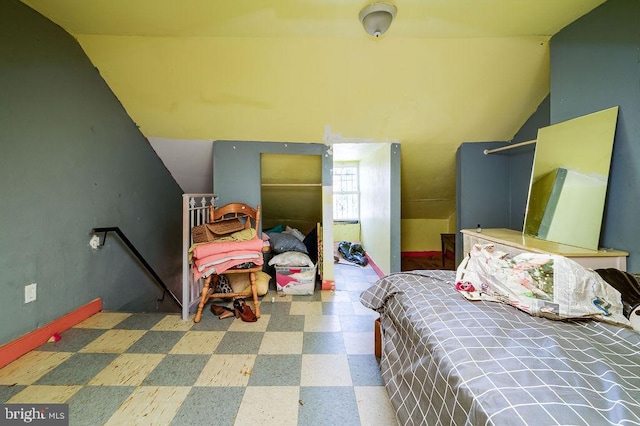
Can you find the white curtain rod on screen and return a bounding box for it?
[483,139,536,155]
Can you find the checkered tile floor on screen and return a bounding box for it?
[0,263,397,425]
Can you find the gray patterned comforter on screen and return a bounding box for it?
[360,270,640,426]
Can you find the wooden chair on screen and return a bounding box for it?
[193,203,263,323]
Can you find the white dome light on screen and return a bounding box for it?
[359,3,397,38]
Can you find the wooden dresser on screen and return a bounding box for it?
[461,228,628,271]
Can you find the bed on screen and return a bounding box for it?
[360,268,640,425]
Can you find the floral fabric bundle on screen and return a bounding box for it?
[455,244,630,327]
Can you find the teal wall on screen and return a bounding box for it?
[550,0,640,271]
[212,141,332,210]
[0,1,183,345]
[455,141,511,263]
[456,0,640,271]
[390,143,401,273]
[455,98,549,265]
[507,96,550,229]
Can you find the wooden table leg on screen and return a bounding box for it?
[194,275,212,323]
[249,272,260,318]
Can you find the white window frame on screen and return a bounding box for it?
[333,162,360,222]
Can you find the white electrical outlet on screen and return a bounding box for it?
[25,283,37,303]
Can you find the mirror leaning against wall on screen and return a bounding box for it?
[523,106,618,250]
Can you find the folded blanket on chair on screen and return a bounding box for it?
[193,251,264,281]
[190,236,263,261]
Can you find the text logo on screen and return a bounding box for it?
[1,404,68,425]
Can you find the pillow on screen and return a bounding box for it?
[264,224,285,234]
[455,244,630,327]
[227,271,270,296]
[268,232,308,254]
[268,251,314,267]
[283,226,305,241]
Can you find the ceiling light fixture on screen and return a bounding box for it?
[359,3,396,38]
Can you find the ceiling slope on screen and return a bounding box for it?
[20,0,606,219]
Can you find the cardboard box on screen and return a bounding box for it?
[275,265,316,295]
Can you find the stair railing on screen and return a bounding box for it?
[91,226,181,310]
[182,194,218,320]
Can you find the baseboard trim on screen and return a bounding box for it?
[365,254,385,278]
[321,279,335,291]
[401,251,441,258]
[0,298,102,368]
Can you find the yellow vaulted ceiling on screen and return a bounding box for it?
[20,0,606,219]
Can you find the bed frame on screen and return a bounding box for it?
[361,270,640,425]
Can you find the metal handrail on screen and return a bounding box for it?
[92,227,181,309]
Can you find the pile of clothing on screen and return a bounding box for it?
[337,241,368,266]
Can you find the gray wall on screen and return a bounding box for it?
[212,140,331,279]
[456,0,640,271]
[0,1,183,345]
[212,140,331,212]
[507,96,550,229]
[390,143,402,273]
[550,0,640,272]
[455,141,511,263]
[455,97,549,259]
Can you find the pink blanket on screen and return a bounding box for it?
[191,237,263,259]
[191,237,264,280]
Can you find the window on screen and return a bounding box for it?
[333,162,359,221]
